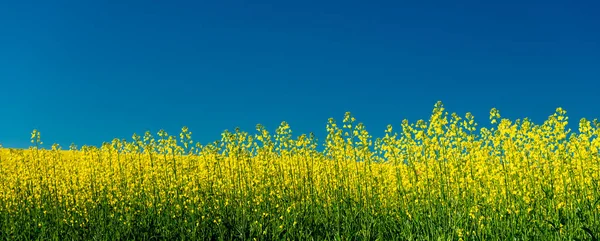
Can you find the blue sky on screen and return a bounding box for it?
[1,0,599,149]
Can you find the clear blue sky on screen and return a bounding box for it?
[1,0,599,149]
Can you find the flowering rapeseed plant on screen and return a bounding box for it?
[0,102,598,240]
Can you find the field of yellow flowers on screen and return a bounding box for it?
[0,102,599,240]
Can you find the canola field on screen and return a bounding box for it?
[0,102,599,240]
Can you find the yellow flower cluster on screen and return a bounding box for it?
[0,101,598,239]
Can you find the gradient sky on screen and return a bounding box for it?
[1,0,599,149]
